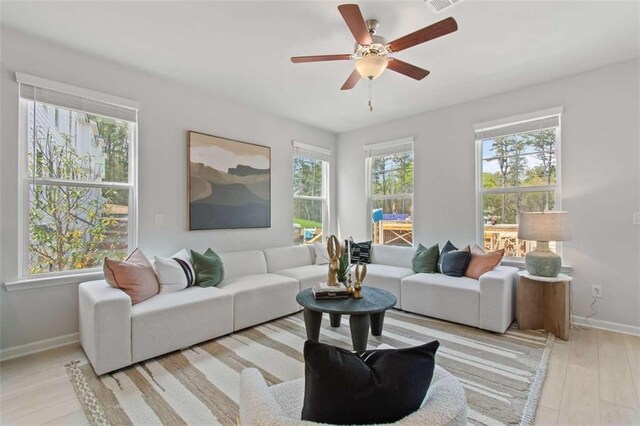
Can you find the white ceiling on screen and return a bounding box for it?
[2,1,639,133]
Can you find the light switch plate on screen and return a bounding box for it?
[154,213,163,226]
[634,212,640,225]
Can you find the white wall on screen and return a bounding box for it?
[0,28,337,351]
[338,60,640,330]
[1,29,638,354]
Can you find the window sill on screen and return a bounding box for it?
[4,270,104,292]
[501,258,573,275]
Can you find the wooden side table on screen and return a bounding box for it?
[517,271,573,340]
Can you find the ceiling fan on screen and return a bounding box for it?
[291,4,458,108]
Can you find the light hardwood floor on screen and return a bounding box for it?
[1,327,638,425]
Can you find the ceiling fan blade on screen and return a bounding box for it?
[387,17,458,53]
[387,59,430,80]
[341,70,361,90]
[338,4,373,46]
[291,54,353,63]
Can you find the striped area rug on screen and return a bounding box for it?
[66,310,552,426]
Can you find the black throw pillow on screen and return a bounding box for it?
[437,240,458,273]
[441,249,472,277]
[302,340,440,425]
[345,240,372,264]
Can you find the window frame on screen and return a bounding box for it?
[16,75,139,280]
[292,143,331,245]
[364,138,415,246]
[475,107,563,259]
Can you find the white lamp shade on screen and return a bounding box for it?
[518,212,571,241]
[355,55,388,79]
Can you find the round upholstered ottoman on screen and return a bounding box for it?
[239,365,467,425]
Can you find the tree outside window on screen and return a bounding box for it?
[369,150,414,246]
[24,100,134,275]
[293,155,327,244]
[480,126,559,257]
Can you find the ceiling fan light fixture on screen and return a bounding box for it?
[355,55,388,80]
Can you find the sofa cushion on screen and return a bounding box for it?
[401,273,480,328]
[363,264,414,309]
[131,286,233,363]
[466,245,504,279]
[440,247,471,278]
[312,243,330,265]
[153,256,189,293]
[347,240,372,264]
[437,241,458,273]
[218,273,300,330]
[103,248,159,304]
[263,246,313,272]
[412,243,439,273]
[275,264,327,290]
[370,244,414,269]
[218,250,268,279]
[301,340,440,425]
[191,249,225,287]
[172,248,197,287]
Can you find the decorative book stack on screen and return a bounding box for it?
[312,283,350,300]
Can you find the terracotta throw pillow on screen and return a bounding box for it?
[465,244,504,279]
[103,248,160,304]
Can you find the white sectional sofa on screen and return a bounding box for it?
[79,244,519,375]
[401,266,518,333]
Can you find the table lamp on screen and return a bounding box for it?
[517,212,571,277]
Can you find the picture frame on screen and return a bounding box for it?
[188,131,271,230]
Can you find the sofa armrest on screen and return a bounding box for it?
[478,266,519,333]
[79,280,132,375]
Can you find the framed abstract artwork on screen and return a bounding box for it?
[188,131,271,230]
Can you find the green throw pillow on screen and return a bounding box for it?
[412,243,439,273]
[191,248,224,287]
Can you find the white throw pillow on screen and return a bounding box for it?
[154,256,189,293]
[153,249,197,292]
[313,242,331,265]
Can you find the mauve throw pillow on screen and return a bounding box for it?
[103,248,159,304]
[440,246,471,278]
[465,244,504,279]
[302,340,440,425]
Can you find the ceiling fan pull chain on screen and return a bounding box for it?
[368,78,373,112]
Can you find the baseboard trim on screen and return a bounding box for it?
[1,316,637,361]
[572,315,640,336]
[0,332,79,362]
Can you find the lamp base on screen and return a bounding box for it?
[525,241,561,277]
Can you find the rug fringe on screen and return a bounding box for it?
[520,332,555,426]
[65,360,110,426]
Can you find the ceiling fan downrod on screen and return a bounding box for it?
[368,77,374,112]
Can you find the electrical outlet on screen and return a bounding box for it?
[592,284,603,298]
[154,213,163,226]
[634,212,640,225]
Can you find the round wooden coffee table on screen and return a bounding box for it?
[296,287,396,351]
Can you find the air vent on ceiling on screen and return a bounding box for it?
[425,0,465,14]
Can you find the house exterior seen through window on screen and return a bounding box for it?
[366,139,414,247]
[292,142,330,245]
[476,112,561,257]
[19,80,137,277]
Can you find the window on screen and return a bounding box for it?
[18,74,138,277]
[292,142,330,245]
[475,109,561,257]
[365,139,414,246]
